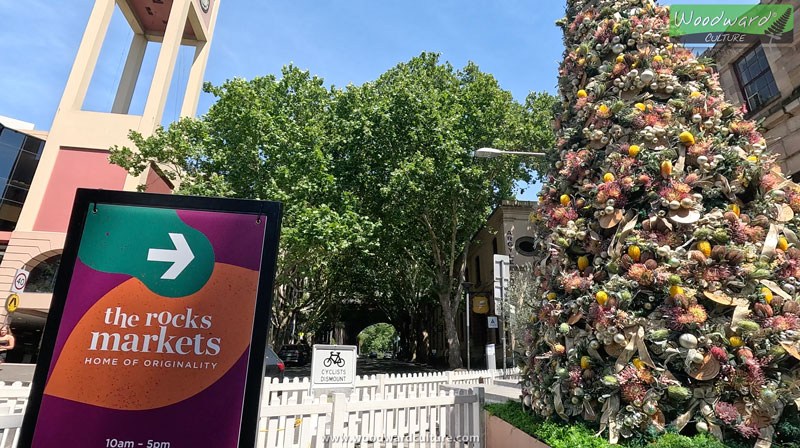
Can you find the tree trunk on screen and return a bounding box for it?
[439,290,463,369]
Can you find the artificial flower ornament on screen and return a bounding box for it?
[518,0,800,446]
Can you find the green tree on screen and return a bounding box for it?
[358,323,398,354]
[109,66,376,345]
[330,53,557,368]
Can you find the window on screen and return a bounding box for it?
[25,255,61,293]
[736,45,780,114]
[474,256,481,285]
[492,237,498,255]
[0,127,44,230]
[515,237,537,257]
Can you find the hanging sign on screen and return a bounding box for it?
[5,294,19,313]
[20,189,282,448]
[10,268,29,293]
[472,295,489,314]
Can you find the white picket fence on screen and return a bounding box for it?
[0,369,517,447]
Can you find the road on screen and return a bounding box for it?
[283,357,442,379]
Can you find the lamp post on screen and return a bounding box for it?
[472,147,546,158]
[462,281,472,370]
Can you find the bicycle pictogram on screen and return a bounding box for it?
[323,351,346,367]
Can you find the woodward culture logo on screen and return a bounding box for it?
[670,4,793,44]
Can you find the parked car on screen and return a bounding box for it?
[368,351,378,359]
[265,347,285,380]
[278,344,310,365]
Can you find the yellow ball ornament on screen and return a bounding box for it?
[634,103,646,112]
[779,236,789,251]
[560,194,571,206]
[679,131,695,146]
[578,256,590,271]
[729,336,744,348]
[653,55,663,63]
[581,356,592,369]
[670,285,684,297]
[697,241,711,257]
[628,145,641,157]
[628,245,641,262]
[577,90,587,98]
[604,173,615,182]
[596,291,608,306]
[761,287,773,304]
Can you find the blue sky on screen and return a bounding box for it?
[0,0,756,200]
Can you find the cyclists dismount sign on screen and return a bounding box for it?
[310,344,357,392]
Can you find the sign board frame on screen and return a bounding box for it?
[19,189,283,448]
[10,268,29,293]
[310,344,357,393]
[5,293,19,313]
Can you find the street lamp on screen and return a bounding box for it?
[472,147,546,158]
[462,281,473,370]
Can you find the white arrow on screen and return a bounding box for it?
[147,233,194,280]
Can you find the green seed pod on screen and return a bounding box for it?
[668,386,691,401]
[668,275,681,285]
[602,375,619,387]
[738,320,760,333]
[559,323,571,334]
[713,229,730,243]
[648,329,670,341]
[750,269,772,279]
[770,345,787,357]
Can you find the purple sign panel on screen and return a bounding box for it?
[21,190,282,448]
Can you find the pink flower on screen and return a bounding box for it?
[735,423,760,439]
[715,401,740,425]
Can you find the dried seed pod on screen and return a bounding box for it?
[640,251,654,263]
[621,254,634,269]
[711,245,727,261]
[752,215,770,227]
[723,211,739,223]
[644,259,658,270]
[772,296,784,309]
[675,294,689,308]
[754,302,774,318]
[740,214,751,224]
[787,247,800,259]
[738,348,754,359]
[642,219,652,232]
[688,250,707,264]
[725,249,744,265]
[785,301,800,314]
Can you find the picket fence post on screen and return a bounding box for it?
[329,393,347,448]
[476,387,486,448]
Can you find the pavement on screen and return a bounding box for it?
[284,357,443,379]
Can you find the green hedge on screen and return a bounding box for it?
[484,401,800,448]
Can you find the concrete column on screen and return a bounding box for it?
[180,1,221,118]
[139,0,191,131]
[59,0,116,112]
[111,33,148,114]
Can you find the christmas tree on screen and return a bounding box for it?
[519,0,800,445]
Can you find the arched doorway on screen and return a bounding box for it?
[357,323,398,358]
[25,253,62,293]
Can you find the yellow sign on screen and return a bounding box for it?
[473,296,489,314]
[5,293,19,313]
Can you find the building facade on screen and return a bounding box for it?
[0,0,220,363]
[455,200,538,368]
[703,0,800,177]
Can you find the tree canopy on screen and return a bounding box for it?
[110,53,556,364]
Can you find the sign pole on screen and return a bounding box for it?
[465,283,471,370]
[500,260,506,374]
[493,255,510,375]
